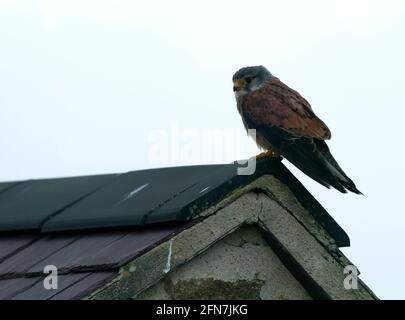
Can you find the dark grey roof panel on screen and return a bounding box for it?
[11,273,89,300]
[0,235,78,278]
[0,225,180,299]
[0,234,40,262]
[26,232,126,275]
[0,272,116,300]
[49,272,116,300]
[145,164,238,223]
[41,165,225,232]
[0,182,19,194]
[0,174,118,231]
[28,226,176,274]
[0,276,39,299]
[6,272,115,300]
[0,225,180,277]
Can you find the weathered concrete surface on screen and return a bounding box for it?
[87,175,377,300]
[257,181,377,299]
[137,226,311,300]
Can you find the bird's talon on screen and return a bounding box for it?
[256,150,280,160]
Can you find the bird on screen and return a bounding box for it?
[232,65,362,194]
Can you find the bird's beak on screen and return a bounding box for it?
[233,79,246,92]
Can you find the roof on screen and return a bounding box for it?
[0,159,352,299]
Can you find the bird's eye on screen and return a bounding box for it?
[245,77,253,84]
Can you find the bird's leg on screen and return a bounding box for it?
[256,149,280,159]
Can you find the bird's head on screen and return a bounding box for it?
[232,65,273,99]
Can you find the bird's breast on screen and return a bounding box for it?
[237,98,276,152]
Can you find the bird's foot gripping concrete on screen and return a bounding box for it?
[256,149,280,160]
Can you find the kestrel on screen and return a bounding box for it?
[233,65,361,194]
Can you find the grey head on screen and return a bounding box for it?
[232,65,273,99]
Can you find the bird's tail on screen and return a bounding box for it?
[281,139,362,195]
[314,140,362,194]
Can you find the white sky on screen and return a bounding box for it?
[0,0,404,299]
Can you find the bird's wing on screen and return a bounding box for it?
[241,77,331,140]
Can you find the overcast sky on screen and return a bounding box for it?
[1,0,404,299]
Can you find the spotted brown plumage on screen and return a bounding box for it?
[242,77,331,140]
[233,65,362,194]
